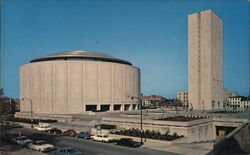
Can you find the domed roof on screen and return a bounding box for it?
[30,50,132,65]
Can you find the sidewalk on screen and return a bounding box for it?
[109,134,213,155]
[143,142,213,155]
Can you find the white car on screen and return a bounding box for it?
[34,126,52,131]
[92,134,115,142]
[27,140,54,152]
[11,136,33,146]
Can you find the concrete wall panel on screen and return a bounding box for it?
[124,65,132,103]
[85,61,98,103]
[41,62,53,113]
[68,62,83,112]
[30,63,41,113]
[99,63,112,103]
[188,13,200,109]
[20,65,30,112]
[200,11,212,110]
[113,64,123,103]
[19,66,24,111]
[54,62,68,113]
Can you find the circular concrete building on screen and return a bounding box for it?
[20,50,140,114]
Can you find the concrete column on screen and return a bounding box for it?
[97,104,101,111]
[110,104,114,111]
[129,104,133,111]
[135,104,138,110]
[120,104,124,111]
[83,104,86,112]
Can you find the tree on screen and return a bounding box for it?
[0,88,3,97]
[174,99,179,116]
[0,90,14,140]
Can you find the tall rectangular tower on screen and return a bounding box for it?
[188,9,223,110]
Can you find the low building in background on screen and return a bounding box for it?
[176,89,244,109]
[223,89,238,106]
[0,96,20,114]
[177,90,189,107]
[141,95,166,108]
[228,96,250,109]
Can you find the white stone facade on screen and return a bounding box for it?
[20,52,140,114]
[188,10,224,110]
[228,96,250,109]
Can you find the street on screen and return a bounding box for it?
[5,128,180,155]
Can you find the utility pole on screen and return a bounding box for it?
[131,96,143,145]
[21,98,33,128]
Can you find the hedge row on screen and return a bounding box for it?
[113,128,184,141]
[157,116,203,122]
[95,124,117,129]
[7,117,57,124]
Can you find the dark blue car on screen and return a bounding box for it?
[76,131,91,139]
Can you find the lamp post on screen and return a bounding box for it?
[21,98,33,128]
[131,96,143,145]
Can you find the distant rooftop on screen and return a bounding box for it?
[228,96,249,101]
[30,50,132,65]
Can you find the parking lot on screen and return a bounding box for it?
[2,127,178,155]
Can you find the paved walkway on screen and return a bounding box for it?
[143,141,213,155]
[109,133,213,155]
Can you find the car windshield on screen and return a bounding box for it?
[19,137,27,140]
[122,138,132,141]
[35,141,47,145]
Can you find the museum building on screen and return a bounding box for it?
[20,50,140,114]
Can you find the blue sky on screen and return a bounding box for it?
[1,0,249,98]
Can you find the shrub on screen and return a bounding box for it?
[157,116,203,122]
[7,117,57,124]
[95,124,117,129]
[114,128,183,141]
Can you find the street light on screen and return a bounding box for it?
[21,98,33,128]
[131,96,143,145]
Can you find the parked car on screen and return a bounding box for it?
[91,134,116,142]
[115,138,141,147]
[48,128,62,134]
[53,147,83,155]
[8,122,23,128]
[11,136,33,146]
[34,123,52,132]
[63,129,77,137]
[27,140,54,152]
[76,131,91,139]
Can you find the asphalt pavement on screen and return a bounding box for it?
[5,128,181,155]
